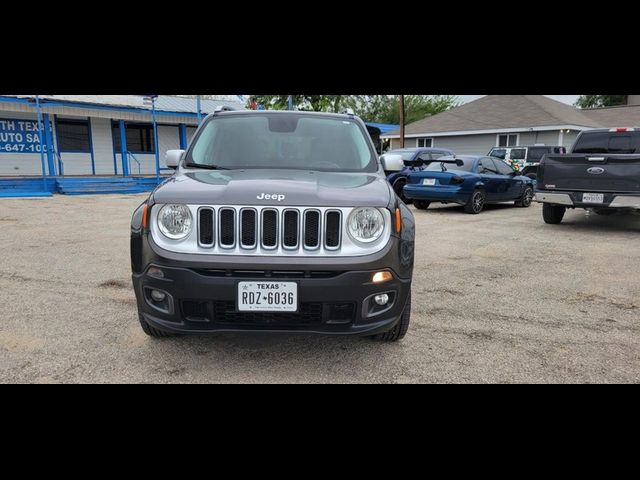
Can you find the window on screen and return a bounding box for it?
[56,118,91,152]
[527,147,549,161]
[187,114,376,172]
[510,148,526,160]
[573,131,640,154]
[498,134,518,147]
[479,157,498,173]
[494,159,515,175]
[416,138,433,148]
[112,122,156,154]
[426,158,474,172]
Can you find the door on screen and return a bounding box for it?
[478,157,507,201]
[493,157,524,199]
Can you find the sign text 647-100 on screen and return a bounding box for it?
[0,119,48,154]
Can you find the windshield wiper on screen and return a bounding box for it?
[187,163,230,170]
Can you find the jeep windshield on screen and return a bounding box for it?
[186,113,377,173]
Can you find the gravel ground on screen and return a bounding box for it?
[1,194,639,383]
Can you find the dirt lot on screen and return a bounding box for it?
[1,194,639,383]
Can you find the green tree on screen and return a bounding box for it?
[248,95,345,112]
[575,95,627,109]
[248,95,459,124]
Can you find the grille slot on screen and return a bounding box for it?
[198,208,214,246]
[325,211,341,249]
[304,210,321,249]
[240,209,257,248]
[219,208,236,247]
[283,210,299,249]
[261,209,278,249]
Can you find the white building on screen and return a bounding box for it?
[0,95,245,177]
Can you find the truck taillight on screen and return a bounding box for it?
[611,127,633,132]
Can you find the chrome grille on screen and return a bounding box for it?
[203,206,340,253]
[152,205,392,257]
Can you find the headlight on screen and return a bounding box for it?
[157,204,193,240]
[347,207,385,243]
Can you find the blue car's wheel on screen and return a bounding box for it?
[393,178,412,204]
[413,200,430,210]
[515,186,534,208]
[464,190,485,214]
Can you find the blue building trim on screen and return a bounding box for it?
[119,120,129,176]
[179,124,188,150]
[87,117,96,175]
[0,95,208,119]
[42,114,56,176]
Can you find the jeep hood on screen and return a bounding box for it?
[151,169,392,207]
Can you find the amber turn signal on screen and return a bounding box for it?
[142,203,150,229]
[372,271,393,283]
[395,207,402,234]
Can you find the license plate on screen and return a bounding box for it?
[237,281,298,312]
[422,178,436,186]
[582,193,604,204]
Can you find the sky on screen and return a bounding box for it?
[459,95,579,105]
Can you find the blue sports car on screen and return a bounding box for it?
[382,147,455,203]
[403,155,535,214]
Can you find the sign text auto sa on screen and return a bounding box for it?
[0,118,48,154]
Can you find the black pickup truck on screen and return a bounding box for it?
[535,128,640,224]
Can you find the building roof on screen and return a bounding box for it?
[383,95,601,138]
[580,104,640,128]
[7,95,246,114]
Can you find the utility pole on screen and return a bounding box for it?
[288,95,293,111]
[196,95,202,125]
[399,95,405,148]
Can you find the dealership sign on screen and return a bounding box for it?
[0,118,48,154]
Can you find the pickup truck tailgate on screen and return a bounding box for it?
[539,154,640,193]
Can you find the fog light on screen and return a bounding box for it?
[374,294,389,306]
[151,289,166,302]
[147,267,164,279]
[372,271,392,283]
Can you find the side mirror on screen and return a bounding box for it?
[380,153,404,172]
[165,149,185,169]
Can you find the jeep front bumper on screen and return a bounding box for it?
[132,235,413,335]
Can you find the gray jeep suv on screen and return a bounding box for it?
[130,110,415,341]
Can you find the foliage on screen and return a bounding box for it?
[246,95,459,125]
[575,95,627,109]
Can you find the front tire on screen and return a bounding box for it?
[464,189,486,214]
[515,186,534,207]
[138,312,176,338]
[542,204,566,224]
[413,200,430,210]
[375,293,411,342]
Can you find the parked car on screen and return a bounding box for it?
[130,109,416,342]
[381,147,455,203]
[403,155,535,214]
[488,145,566,179]
[535,128,640,224]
